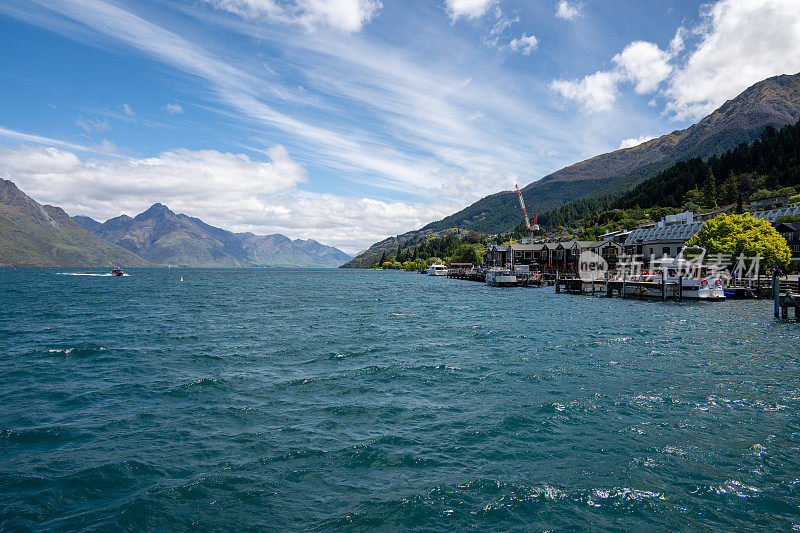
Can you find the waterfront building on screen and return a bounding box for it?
[775,222,800,272]
[484,244,512,267]
[625,221,704,258]
[750,193,794,210]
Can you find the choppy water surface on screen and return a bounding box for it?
[1,268,799,531]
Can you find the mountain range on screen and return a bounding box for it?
[0,180,351,268]
[0,178,149,267]
[343,72,800,268]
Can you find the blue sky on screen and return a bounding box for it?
[1,0,799,252]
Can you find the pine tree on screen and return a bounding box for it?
[701,167,717,209]
[736,192,743,214]
[378,250,387,267]
[721,171,739,206]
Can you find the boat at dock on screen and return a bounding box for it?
[486,267,517,287]
[621,257,724,300]
[426,263,448,276]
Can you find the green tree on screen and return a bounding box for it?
[683,186,703,209]
[701,167,717,209]
[378,250,387,267]
[736,192,743,214]
[449,244,482,265]
[721,171,739,206]
[685,213,791,270]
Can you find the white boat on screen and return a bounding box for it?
[486,267,517,287]
[622,256,725,300]
[426,263,449,276]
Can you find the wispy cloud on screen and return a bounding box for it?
[0,125,92,152]
[122,103,135,116]
[205,0,382,32]
[75,116,111,132]
[0,0,656,247]
[162,103,184,114]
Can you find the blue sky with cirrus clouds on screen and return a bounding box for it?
[1,0,799,253]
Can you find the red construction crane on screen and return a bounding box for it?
[515,184,540,234]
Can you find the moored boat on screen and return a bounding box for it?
[426,263,448,276]
[622,256,724,299]
[486,267,517,287]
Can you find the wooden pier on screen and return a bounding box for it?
[447,268,485,282]
[446,268,546,287]
[556,274,685,300]
[555,277,606,295]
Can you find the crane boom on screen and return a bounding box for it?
[515,184,531,231]
[515,184,539,233]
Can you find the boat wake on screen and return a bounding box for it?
[56,273,129,276]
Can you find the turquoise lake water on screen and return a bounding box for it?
[1,267,799,531]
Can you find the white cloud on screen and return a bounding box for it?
[507,33,539,55]
[551,0,800,120]
[0,125,92,153]
[555,0,582,21]
[552,40,672,111]
[206,0,382,32]
[0,143,453,253]
[612,41,672,94]
[75,116,111,132]
[550,71,620,112]
[666,0,800,121]
[0,0,621,247]
[123,103,135,116]
[618,134,656,149]
[446,0,494,21]
[162,103,184,114]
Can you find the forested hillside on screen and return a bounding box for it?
[533,120,800,233]
[344,72,800,268]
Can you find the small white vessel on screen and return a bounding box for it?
[623,256,725,300]
[486,267,517,287]
[426,263,449,276]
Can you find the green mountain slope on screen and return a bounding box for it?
[0,179,150,267]
[343,72,800,268]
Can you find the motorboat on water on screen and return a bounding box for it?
[485,267,517,287]
[111,268,124,276]
[426,263,449,276]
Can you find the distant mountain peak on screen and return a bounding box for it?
[72,215,101,231]
[0,178,150,267]
[135,202,173,220]
[77,204,351,267]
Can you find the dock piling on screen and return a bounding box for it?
[774,272,780,318]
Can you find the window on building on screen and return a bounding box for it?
[662,246,671,256]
